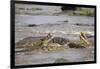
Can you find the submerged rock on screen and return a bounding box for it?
[27,24,38,27]
[63,20,68,22]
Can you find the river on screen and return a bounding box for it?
[15,4,95,66]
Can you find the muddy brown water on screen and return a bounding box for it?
[15,36,94,66]
[15,47,94,65]
[15,4,95,65]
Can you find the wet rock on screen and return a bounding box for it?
[27,24,38,27]
[63,20,68,22]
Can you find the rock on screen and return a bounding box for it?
[63,20,68,22]
[27,24,38,27]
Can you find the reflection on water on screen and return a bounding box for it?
[15,4,95,65]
